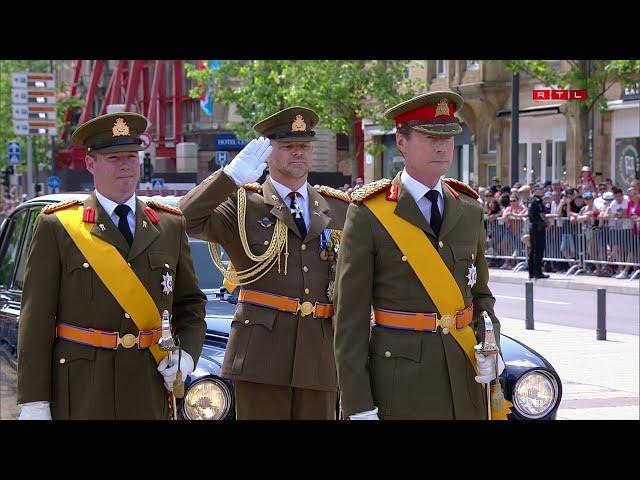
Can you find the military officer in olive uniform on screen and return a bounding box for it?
[528,183,550,279]
[178,107,349,419]
[334,91,505,420]
[17,112,207,420]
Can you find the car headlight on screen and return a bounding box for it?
[512,370,559,419]
[183,378,232,420]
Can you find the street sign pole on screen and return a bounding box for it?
[27,135,34,199]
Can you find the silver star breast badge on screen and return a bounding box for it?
[161,272,173,295]
[466,264,477,288]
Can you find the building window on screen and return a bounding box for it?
[436,60,445,78]
[615,137,640,189]
[554,141,567,181]
[336,133,349,151]
[383,135,405,179]
[518,143,528,184]
[193,98,200,124]
[487,125,496,153]
[467,60,479,70]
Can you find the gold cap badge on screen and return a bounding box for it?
[435,99,450,117]
[291,114,307,132]
[112,118,130,137]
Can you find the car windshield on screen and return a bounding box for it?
[188,238,229,290]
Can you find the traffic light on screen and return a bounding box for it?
[142,153,153,183]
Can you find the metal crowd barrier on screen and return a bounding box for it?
[484,215,640,279]
[484,216,529,272]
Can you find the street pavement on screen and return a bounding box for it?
[499,316,639,420]
[0,354,19,420]
[489,267,639,296]
[489,281,639,335]
[491,269,638,420]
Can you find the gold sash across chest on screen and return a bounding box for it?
[54,206,165,363]
[366,194,478,370]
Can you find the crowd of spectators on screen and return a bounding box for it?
[476,166,640,279]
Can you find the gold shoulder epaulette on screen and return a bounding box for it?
[241,182,263,193]
[147,199,183,216]
[316,185,350,203]
[41,199,81,214]
[443,178,479,200]
[350,178,392,203]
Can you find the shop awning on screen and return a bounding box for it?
[497,104,564,118]
[606,99,640,111]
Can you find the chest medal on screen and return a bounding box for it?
[466,264,477,288]
[162,271,173,295]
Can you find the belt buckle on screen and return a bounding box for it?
[297,301,316,317]
[435,314,455,335]
[116,332,140,349]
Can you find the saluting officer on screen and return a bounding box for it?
[17,112,207,420]
[178,107,349,419]
[334,91,506,420]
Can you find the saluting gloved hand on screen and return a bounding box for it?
[474,350,506,384]
[349,406,379,420]
[19,401,52,420]
[223,137,272,186]
[157,350,195,391]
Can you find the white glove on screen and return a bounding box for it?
[223,137,272,186]
[157,350,195,391]
[474,350,506,384]
[349,406,379,420]
[19,401,52,420]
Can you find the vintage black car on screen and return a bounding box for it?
[0,194,562,420]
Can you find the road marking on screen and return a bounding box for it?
[494,294,571,305]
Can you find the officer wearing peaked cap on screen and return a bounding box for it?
[334,91,508,420]
[179,106,349,420]
[17,112,206,419]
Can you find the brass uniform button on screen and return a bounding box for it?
[384,351,391,358]
[301,244,307,251]
[83,262,89,268]
[244,320,250,325]
[164,263,170,269]
[303,266,308,272]
[401,255,407,262]
[304,288,310,294]
[124,313,131,319]
[264,240,269,246]
[59,358,66,364]
[438,241,444,248]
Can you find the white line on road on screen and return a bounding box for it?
[494,294,571,305]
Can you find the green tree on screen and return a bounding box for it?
[502,60,640,167]
[186,60,425,178]
[1,60,84,173]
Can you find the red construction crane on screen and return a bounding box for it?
[58,60,187,170]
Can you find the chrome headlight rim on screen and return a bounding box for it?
[182,376,233,420]
[512,369,559,419]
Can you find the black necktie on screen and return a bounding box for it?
[114,204,134,247]
[287,192,307,238]
[425,190,442,237]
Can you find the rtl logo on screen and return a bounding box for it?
[533,89,588,100]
